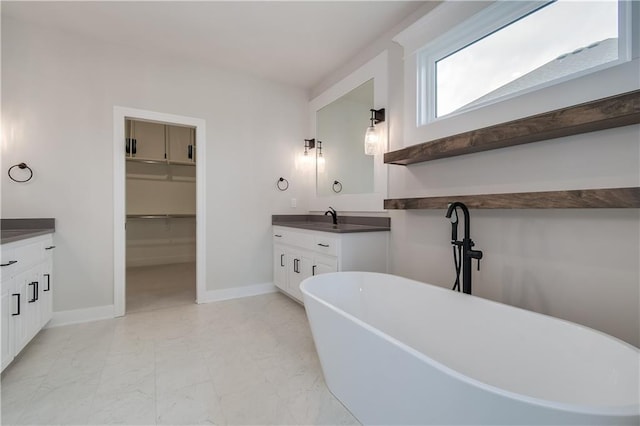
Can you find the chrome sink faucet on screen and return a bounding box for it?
[325,207,338,225]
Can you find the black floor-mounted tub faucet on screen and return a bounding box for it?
[446,202,483,295]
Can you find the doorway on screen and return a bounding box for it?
[113,107,206,317]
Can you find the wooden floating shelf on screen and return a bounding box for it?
[384,90,640,165]
[384,187,640,210]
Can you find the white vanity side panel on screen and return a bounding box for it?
[340,232,389,273]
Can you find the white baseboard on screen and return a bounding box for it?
[198,282,277,304]
[45,284,276,327]
[46,304,115,328]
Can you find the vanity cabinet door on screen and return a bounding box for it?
[313,255,338,276]
[273,244,287,292]
[23,268,42,346]
[168,125,195,164]
[12,271,31,355]
[40,256,53,328]
[287,250,313,302]
[131,120,166,161]
[1,284,14,371]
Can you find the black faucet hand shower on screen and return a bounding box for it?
[325,207,338,225]
[445,202,483,295]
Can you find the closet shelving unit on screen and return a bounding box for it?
[383,89,640,209]
[126,119,196,218]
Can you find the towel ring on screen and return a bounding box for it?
[276,177,289,191]
[332,180,342,193]
[8,163,33,183]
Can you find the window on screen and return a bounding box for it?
[418,0,631,124]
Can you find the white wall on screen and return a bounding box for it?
[1,17,309,313]
[312,10,640,346]
[388,3,640,347]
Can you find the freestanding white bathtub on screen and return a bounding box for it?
[301,272,640,425]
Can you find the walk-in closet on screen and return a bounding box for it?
[125,118,196,313]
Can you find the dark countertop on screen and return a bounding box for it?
[272,214,390,234]
[1,218,55,244]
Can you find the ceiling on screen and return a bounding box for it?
[2,1,428,90]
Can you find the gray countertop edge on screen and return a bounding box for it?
[273,222,390,233]
[273,214,389,226]
[273,214,390,233]
[1,229,55,244]
[1,218,56,244]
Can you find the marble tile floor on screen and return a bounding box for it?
[0,292,359,425]
[126,262,197,314]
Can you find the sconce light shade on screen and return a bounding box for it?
[364,126,379,155]
[364,108,385,156]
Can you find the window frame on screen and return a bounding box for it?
[416,0,633,126]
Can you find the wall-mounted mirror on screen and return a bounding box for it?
[316,79,374,197]
[309,51,387,212]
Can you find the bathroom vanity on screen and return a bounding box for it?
[1,219,55,372]
[272,215,389,303]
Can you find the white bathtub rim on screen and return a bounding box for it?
[300,272,640,418]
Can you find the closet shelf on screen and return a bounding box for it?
[127,214,196,219]
[384,90,640,165]
[384,187,640,210]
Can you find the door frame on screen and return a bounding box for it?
[113,106,207,317]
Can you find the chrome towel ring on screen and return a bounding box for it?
[8,163,33,183]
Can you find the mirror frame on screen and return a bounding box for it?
[309,51,388,212]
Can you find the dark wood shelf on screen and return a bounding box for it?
[384,187,640,210]
[384,90,640,165]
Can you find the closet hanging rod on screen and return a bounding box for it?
[126,214,196,219]
[125,158,195,166]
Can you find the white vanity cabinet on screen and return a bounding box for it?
[272,225,387,303]
[1,234,55,372]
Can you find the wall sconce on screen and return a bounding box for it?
[364,108,385,155]
[304,138,316,156]
[296,138,315,171]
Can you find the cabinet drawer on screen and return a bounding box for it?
[273,227,315,249]
[314,235,338,256]
[1,247,16,276]
[2,235,53,276]
[14,241,44,271]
